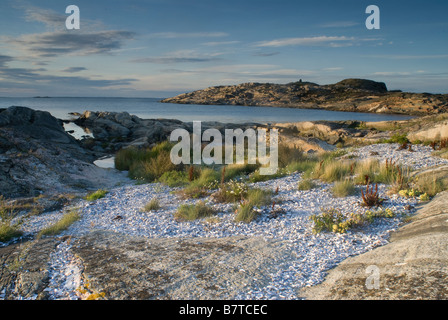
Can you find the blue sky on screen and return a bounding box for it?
[0,0,447,97]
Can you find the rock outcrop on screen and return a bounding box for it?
[162,79,448,116]
[0,107,129,199]
[299,190,448,300]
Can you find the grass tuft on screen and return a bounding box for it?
[175,201,216,221]
[37,209,81,238]
[142,198,161,212]
[332,180,356,198]
[85,189,108,201]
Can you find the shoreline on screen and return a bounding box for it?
[1,106,448,300]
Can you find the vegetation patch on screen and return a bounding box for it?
[310,207,397,234]
[234,201,259,223]
[331,180,357,198]
[115,141,182,182]
[37,209,81,238]
[298,179,317,191]
[142,198,161,212]
[175,201,216,221]
[85,189,108,201]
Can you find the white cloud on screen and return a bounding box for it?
[254,36,355,47]
[201,41,241,46]
[319,21,359,28]
[147,32,229,39]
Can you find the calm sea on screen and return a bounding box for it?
[0,97,413,123]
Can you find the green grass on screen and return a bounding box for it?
[414,174,448,197]
[234,201,258,223]
[142,198,161,212]
[223,163,260,181]
[314,159,353,183]
[298,179,317,191]
[175,201,216,221]
[246,188,273,207]
[85,189,108,201]
[115,141,181,182]
[177,167,222,199]
[331,180,357,198]
[310,207,397,234]
[381,133,409,144]
[37,209,81,238]
[286,159,319,175]
[157,170,190,187]
[248,167,288,183]
[0,222,22,243]
[277,144,304,168]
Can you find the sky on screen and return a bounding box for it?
[0,0,447,97]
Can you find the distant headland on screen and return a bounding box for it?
[162,78,448,116]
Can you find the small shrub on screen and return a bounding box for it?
[419,193,430,202]
[193,168,221,188]
[353,159,380,184]
[177,168,221,199]
[310,208,345,234]
[175,201,216,221]
[0,222,23,243]
[360,183,383,207]
[310,207,397,234]
[248,167,288,182]
[85,189,108,201]
[224,163,260,181]
[142,199,161,212]
[286,159,318,175]
[298,179,317,191]
[384,133,409,144]
[177,185,210,199]
[128,151,177,181]
[332,180,356,198]
[277,144,303,168]
[116,141,181,182]
[318,160,353,183]
[414,175,448,197]
[212,180,249,203]
[246,188,273,207]
[235,201,258,223]
[398,188,421,198]
[158,170,189,187]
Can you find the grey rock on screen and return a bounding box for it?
[71,231,291,300]
[299,191,448,300]
[0,107,130,199]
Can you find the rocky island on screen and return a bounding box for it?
[162,78,448,116]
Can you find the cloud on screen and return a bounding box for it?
[5,4,135,58]
[254,36,356,47]
[147,32,229,39]
[319,21,360,28]
[23,7,66,30]
[322,67,343,71]
[201,41,241,46]
[252,52,281,57]
[155,64,316,80]
[0,54,136,88]
[62,67,87,73]
[130,50,224,64]
[10,30,136,57]
[0,55,14,66]
[365,54,448,60]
